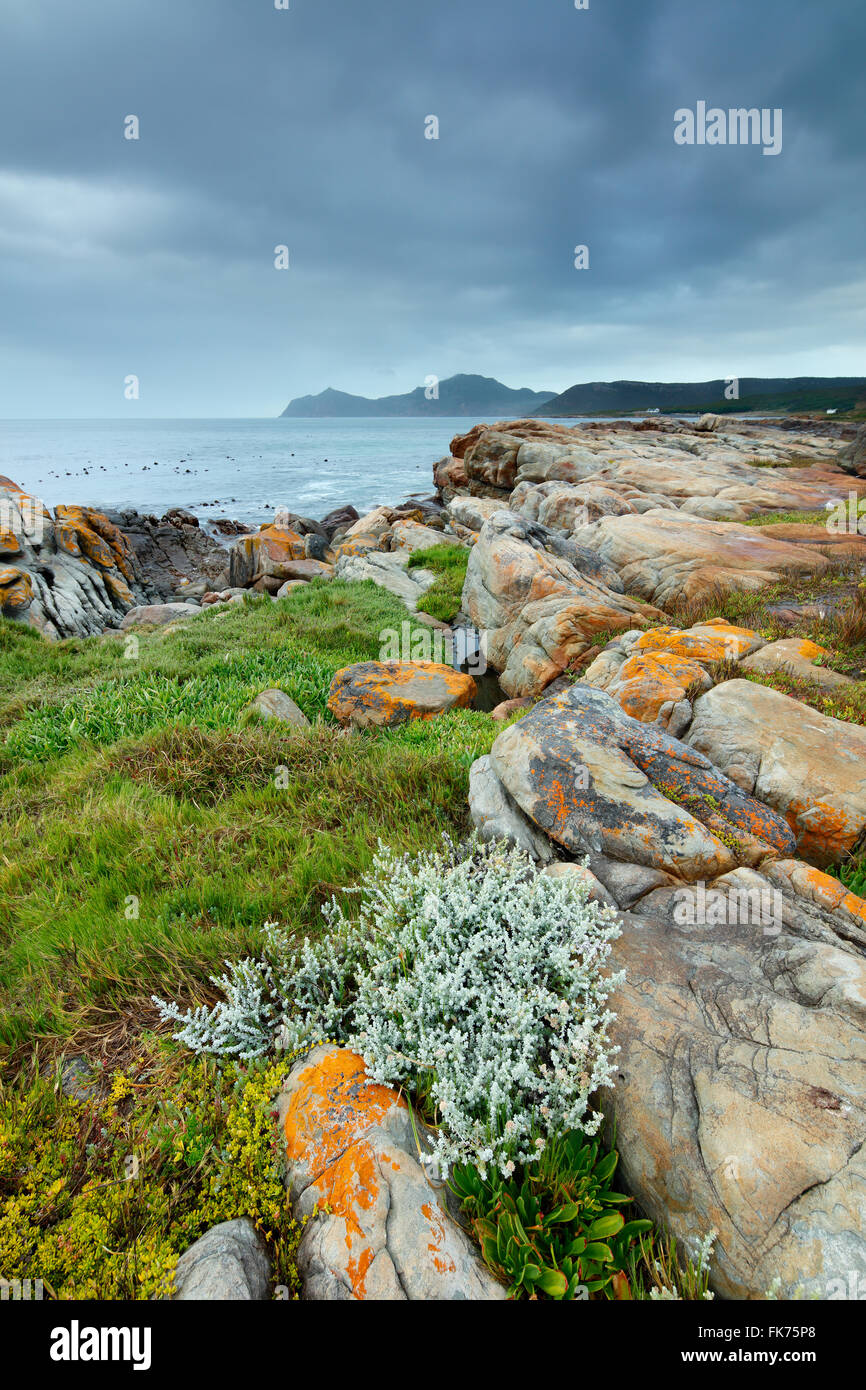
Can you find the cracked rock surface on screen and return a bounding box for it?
[606,898,866,1299]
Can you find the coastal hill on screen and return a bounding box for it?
[281,374,866,419]
[279,373,554,418]
[534,376,866,417]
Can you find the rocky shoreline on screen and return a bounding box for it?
[2,413,865,1300]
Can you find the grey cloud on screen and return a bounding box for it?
[0,0,863,415]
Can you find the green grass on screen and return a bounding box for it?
[0,581,499,1049]
[838,853,866,898]
[746,508,829,527]
[407,542,469,621]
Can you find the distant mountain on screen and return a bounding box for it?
[533,377,866,417]
[280,374,555,418]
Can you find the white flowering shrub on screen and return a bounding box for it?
[154,837,623,1174]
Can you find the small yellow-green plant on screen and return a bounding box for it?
[0,1045,303,1299]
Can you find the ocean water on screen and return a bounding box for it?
[0,415,606,528]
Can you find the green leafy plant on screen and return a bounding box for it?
[450,1130,652,1299]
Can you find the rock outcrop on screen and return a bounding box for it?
[0,478,154,639]
[837,423,866,478]
[101,506,236,597]
[578,511,831,607]
[606,891,866,1300]
[473,670,866,1300]
[487,683,796,880]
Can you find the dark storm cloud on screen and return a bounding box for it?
[0,0,863,415]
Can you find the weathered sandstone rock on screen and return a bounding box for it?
[228,524,306,588]
[579,510,831,607]
[389,519,447,553]
[489,683,796,879]
[740,637,853,690]
[446,495,505,532]
[686,679,866,866]
[278,1046,505,1300]
[584,621,767,731]
[327,660,475,729]
[0,479,155,638]
[837,423,866,478]
[433,455,468,501]
[606,890,866,1299]
[462,512,662,697]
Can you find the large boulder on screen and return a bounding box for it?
[228,524,306,588]
[488,683,796,880]
[686,679,866,865]
[327,660,476,729]
[277,1046,505,1301]
[462,512,663,697]
[606,874,866,1299]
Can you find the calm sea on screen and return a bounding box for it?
[0,416,624,528]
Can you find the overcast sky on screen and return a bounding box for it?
[0,0,863,417]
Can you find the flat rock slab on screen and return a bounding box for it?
[687,679,866,866]
[581,509,831,607]
[246,688,310,727]
[334,550,436,611]
[328,660,475,729]
[489,683,795,880]
[277,1046,505,1301]
[171,1218,271,1300]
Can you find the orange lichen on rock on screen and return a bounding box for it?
[283,1049,400,1176]
[328,660,476,729]
[0,528,21,557]
[279,1046,503,1301]
[615,649,711,722]
[634,622,761,663]
[0,566,34,611]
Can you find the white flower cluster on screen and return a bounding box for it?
[155,837,624,1174]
